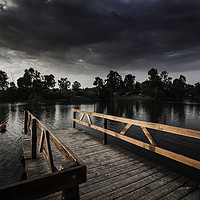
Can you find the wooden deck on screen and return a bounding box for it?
[22,127,200,200]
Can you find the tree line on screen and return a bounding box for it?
[0,67,200,101]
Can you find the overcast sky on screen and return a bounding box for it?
[0,0,200,87]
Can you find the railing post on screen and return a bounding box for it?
[62,186,80,200]
[45,130,55,173]
[61,163,81,200]
[24,111,28,134]
[72,111,76,128]
[31,118,37,159]
[103,118,107,145]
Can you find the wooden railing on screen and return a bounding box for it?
[0,111,86,200]
[24,111,86,173]
[72,109,200,171]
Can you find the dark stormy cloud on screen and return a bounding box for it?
[0,0,200,87]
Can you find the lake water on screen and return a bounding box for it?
[0,98,200,187]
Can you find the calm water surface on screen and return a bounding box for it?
[0,99,200,186]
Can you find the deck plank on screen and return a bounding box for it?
[159,180,199,200]
[116,170,180,200]
[181,188,200,200]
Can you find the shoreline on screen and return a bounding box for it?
[0,95,200,103]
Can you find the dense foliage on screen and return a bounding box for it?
[0,68,200,101]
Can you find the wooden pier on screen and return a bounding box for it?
[51,128,200,200]
[1,110,200,199]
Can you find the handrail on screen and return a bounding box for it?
[0,111,86,200]
[25,111,85,171]
[72,109,200,170]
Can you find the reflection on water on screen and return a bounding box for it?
[0,99,200,186]
[97,99,200,130]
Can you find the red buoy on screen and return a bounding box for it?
[0,124,6,131]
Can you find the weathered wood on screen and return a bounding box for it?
[103,118,107,145]
[81,166,163,200]
[62,186,80,200]
[120,123,132,135]
[27,113,32,130]
[45,130,55,173]
[159,180,199,200]
[31,118,37,159]
[36,119,44,130]
[72,109,200,139]
[79,113,85,121]
[26,111,85,167]
[86,114,92,125]
[72,111,76,128]
[61,163,80,200]
[0,165,86,200]
[18,111,200,200]
[48,129,200,199]
[24,111,28,134]
[60,161,79,170]
[181,188,200,200]
[81,162,160,195]
[141,126,158,146]
[39,129,45,152]
[48,132,76,162]
[115,171,180,200]
[18,112,87,199]
[72,116,200,170]
[86,158,142,177]
[138,176,190,200]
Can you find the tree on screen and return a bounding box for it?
[141,80,151,96]
[9,81,17,90]
[0,70,9,90]
[23,68,33,88]
[194,82,200,97]
[93,77,104,97]
[93,77,103,89]
[72,81,81,91]
[124,74,135,92]
[42,74,56,89]
[172,75,187,98]
[135,81,141,94]
[105,70,123,94]
[17,77,25,88]
[160,71,172,85]
[58,78,71,90]
[160,71,172,97]
[146,68,162,97]
[148,68,160,82]
[17,68,42,88]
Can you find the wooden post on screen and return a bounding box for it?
[103,118,107,145]
[61,162,81,200]
[31,118,37,159]
[45,130,55,173]
[62,185,80,200]
[72,111,76,128]
[24,111,28,134]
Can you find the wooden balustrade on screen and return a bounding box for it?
[0,111,86,200]
[25,111,86,170]
[72,109,200,170]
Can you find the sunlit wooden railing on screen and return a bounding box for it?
[0,111,86,200]
[72,109,200,170]
[25,111,85,172]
